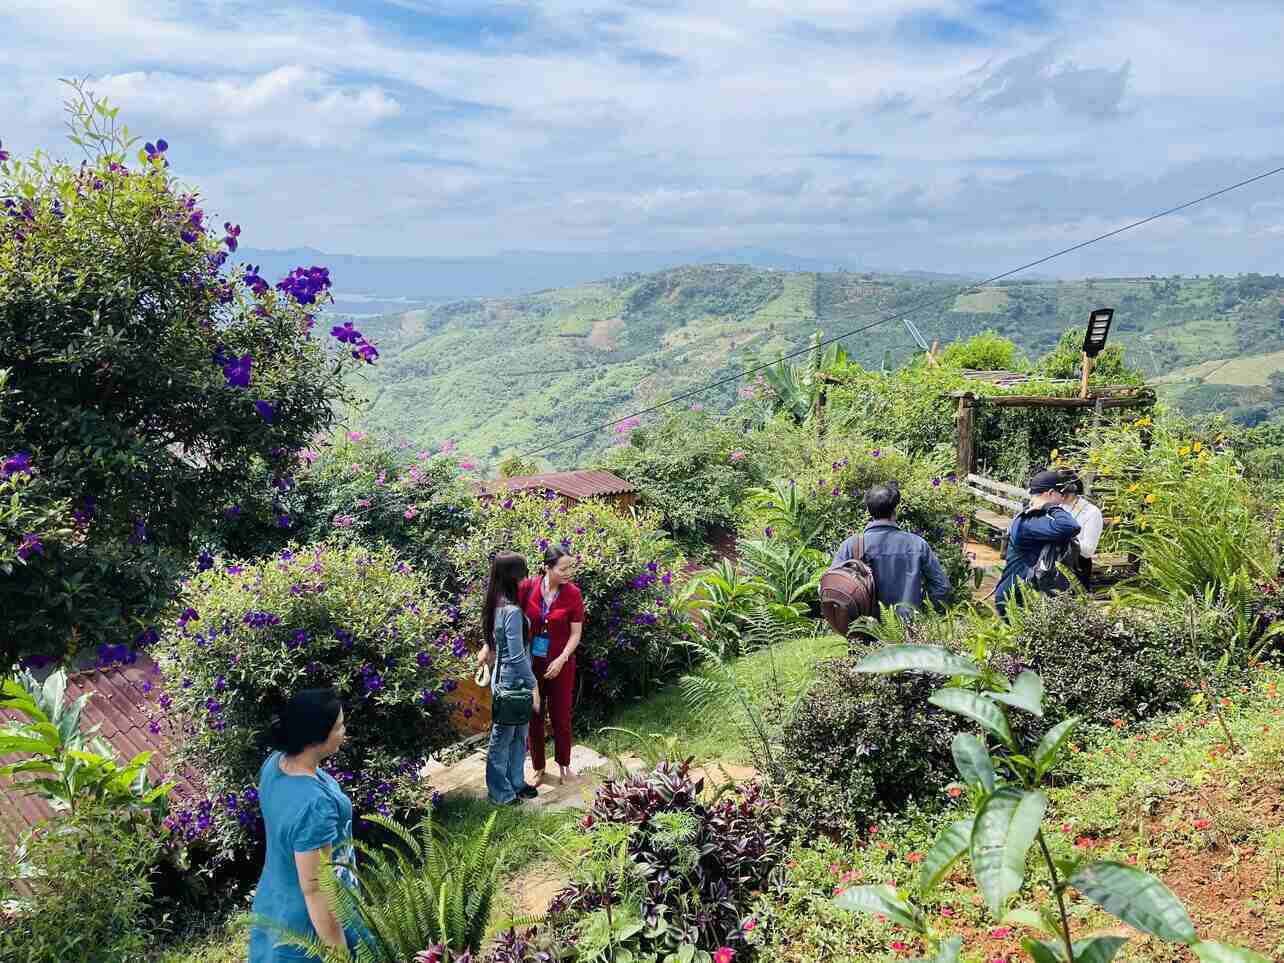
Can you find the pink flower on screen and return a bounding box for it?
[940,907,955,918]
[713,949,735,963]
[349,463,363,473]
[404,506,418,520]
[729,450,745,462]
[742,918,758,933]
[459,460,476,470]
[690,402,704,412]
[298,448,320,464]
[890,943,910,954]
[614,416,641,434]
[375,470,387,486]
[356,499,371,508]
[1193,818,1211,830]
[347,430,366,443]
[439,439,457,453]
[989,928,1012,939]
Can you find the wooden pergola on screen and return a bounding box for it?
[952,374,1156,477]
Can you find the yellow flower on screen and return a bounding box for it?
[1144,493,1156,505]
[1179,446,1191,456]
[1050,449,1060,460]
[1101,465,1112,476]
[1088,451,1099,464]
[1134,416,1152,428]
[1126,483,1140,493]
[1193,441,1202,452]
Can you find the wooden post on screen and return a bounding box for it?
[1079,351,1093,399]
[926,339,941,368]
[957,395,976,476]
[815,386,827,439]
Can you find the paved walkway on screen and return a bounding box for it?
[422,743,646,810]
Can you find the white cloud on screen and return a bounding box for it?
[0,0,1279,274]
[88,67,401,148]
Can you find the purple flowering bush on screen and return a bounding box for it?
[154,542,469,857]
[450,493,689,716]
[0,86,370,667]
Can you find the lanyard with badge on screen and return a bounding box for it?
[531,577,558,658]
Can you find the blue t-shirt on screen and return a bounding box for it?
[248,752,357,962]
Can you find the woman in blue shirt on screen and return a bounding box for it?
[249,688,359,962]
[479,551,541,805]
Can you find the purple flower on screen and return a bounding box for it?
[136,626,159,647]
[364,673,384,694]
[196,549,214,572]
[223,504,242,521]
[277,266,331,306]
[330,321,363,344]
[129,518,148,544]
[764,526,774,538]
[177,607,199,628]
[16,532,43,560]
[287,629,310,649]
[352,342,379,364]
[227,564,243,575]
[148,719,161,735]
[214,675,226,692]
[254,400,276,422]
[872,448,882,458]
[0,140,8,163]
[662,571,672,587]
[223,353,252,389]
[243,610,280,629]
[205,698,222,714]
[2,451,32,479]
[243,266,268,296]
[276,513,291,529]
[223,222,241,251]
[932,477,942,488]
[417,651,433,667]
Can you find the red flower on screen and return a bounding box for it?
[989,927,1012,939]
[906,852,924,863]
[1075,836,1096,849]
[743,918,758,933]
[713,949,735,963]
[890,942,910,953]
[1193,818,1212,830]
[947,786,963,798]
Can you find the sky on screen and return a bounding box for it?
[1,0,1282,276]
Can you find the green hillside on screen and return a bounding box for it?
[351,266,1284,467]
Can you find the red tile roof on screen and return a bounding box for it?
[0,654,201,845]
[473,469,637,501]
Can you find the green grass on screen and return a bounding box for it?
[1155,345,1284,387]
[156,913,250,963]
[585,632,846,766]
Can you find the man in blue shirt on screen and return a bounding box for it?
[833,482,951,617]
[994,469,1082,618]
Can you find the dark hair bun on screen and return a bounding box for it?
[270,689,342,756]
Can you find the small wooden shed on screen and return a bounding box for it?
[473,469,638,513]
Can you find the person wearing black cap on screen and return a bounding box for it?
[994,469,1082,617]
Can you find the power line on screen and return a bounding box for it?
[520,164,1284,459]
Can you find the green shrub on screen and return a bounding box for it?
[450,493,688,716]
[1036,324,1145,384]
[774,656,960,836]
[155,542,468,858]
[213,432,477,594]
[938,330,1019,371]
[997,592,1234,735]
[0,805,163,962]
[598,407,766,553]
[0,86,365,667]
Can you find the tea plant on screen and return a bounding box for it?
[832,644,1269,963]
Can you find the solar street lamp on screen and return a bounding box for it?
[1079,307,1114,398]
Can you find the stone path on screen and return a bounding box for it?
[422,743,644,810]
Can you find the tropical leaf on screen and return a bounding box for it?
[970,788,1047,916]
[832,884,925,934]
[1067,861,1196,944]
[1190,941,1271,963]
[1033,717,1081,777]
[853,645,982,678]
[951,733,997,793]
[920,818,973,894]
[987,671,1044,717]
[1021,939,1062,963]
[930,689,1014,746]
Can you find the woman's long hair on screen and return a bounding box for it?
[482,551,529,647]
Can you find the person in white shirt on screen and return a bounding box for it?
[1061,471,1104,587]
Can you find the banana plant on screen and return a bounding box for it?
[831,644,1269,963]
[761,336,851,425]
[0,670,173,817]
[675,560,770,658]
[745,480,823,545]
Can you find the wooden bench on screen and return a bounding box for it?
[962,474,1026,553]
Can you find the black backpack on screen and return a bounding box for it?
[1010,510,1080,594]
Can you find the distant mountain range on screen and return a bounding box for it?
[238,246,976,307]
[342,264,1284,468]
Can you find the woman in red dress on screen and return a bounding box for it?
[520,545,584,785]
